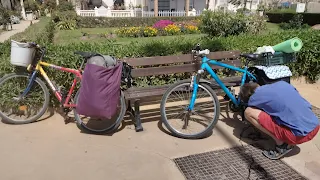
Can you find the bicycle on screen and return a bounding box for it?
[160,44,259,139]
[0,42,126,134]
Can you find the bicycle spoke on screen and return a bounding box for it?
[162,82,219,138]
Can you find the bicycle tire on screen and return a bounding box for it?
[73,90,126,134]
[0,73,50,124]
[160,79,220,139]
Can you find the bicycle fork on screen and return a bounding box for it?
[180,73,201,129]
[188,73,201,111]
[13,71,37,101]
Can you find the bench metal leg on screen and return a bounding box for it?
[134,100,143,132]
[126,100,143,132]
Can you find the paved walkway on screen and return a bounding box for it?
[0,78,319,180]
[0,20,39,42]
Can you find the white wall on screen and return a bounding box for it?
[146,0,206,11]
[102,0,114,8]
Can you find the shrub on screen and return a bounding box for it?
[199,10,267,37]
[266,12,320,26]
[56,1,74,12]
[0,6,11,30]
[77,16,200,28]
[24,0,41,11]
[52,10,79,30]
[153,20,174,29]
[279,14,310,30]
[43,0,57,12]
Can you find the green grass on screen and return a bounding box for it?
[54,28,205,45]
[266,23,280,32]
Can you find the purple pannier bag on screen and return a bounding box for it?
[76,62,123,119]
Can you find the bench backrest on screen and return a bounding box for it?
[122,51,241,78]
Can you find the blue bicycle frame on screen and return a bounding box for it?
[188,56,257,110]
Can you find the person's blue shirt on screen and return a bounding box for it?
[248,81,319,136]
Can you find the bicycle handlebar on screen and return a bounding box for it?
[192,43,210,56]
[28,42,46,60]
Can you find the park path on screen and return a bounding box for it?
[0,78,319,180]
[0,20,39,42]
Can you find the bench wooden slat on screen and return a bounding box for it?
[123,51,241,67]
[131,59,241,77]
[125,76,242,100]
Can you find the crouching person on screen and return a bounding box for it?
[239,81,320,160]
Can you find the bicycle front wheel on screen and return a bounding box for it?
[0,73,50,124]
[160,79,220,139]
[73,90,126,134]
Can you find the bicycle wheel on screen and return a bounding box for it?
[160,79,220,139]
[0,73,50,124]
[73,90,126,134]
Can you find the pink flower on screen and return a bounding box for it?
[153,20,174,29]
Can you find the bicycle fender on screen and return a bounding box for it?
[199,78,212,85]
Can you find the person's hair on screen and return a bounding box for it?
[239,82,260,103]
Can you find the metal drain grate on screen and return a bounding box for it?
[173,144,307,180]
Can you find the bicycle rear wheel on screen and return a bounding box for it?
[160,79,220,139]
[73,90,126,134]
[0,73,50,124]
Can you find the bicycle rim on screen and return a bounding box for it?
[0,73,50,124]
[73,90,126,134]
[160,80,220,139]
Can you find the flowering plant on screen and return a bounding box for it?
[143,27,158,37]
[153,20,174,29]
[164,24,181,35]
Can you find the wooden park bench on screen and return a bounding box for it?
[121,50,242,132]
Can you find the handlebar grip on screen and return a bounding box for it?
[198,49,210,55]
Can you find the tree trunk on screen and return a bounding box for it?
[1,0,13,10]
[56,0,59,6]
[185,0,189,16]
[20,0,26,20]
[154,0,158,17]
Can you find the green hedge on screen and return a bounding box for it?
[77,16,200,28]
[7,17,55,45]
[1,27,320,107]
[0,17,55,77]
[1,29,320,84]
[266,12,320,25]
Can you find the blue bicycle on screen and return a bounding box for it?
[160,44,259,139]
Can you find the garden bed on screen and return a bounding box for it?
[53,28,205,45]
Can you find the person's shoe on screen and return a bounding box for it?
[262,143,295,160]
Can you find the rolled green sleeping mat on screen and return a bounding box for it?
[272,37,303,53]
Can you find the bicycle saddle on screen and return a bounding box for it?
[240,53,260,60]
[74,51,98,59]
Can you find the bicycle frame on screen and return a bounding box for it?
[23,61,82,108]
[189,56,256,110]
